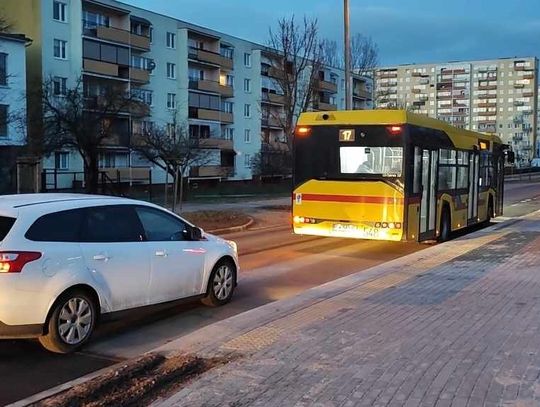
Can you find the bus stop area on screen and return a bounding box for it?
[27,207,540,407]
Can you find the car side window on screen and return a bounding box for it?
[25,209,84,242]
[82,205,144,243]
[135,206,188,242]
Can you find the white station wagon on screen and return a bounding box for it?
[0,194,239,353]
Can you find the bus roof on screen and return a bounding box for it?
[297,110,503,148]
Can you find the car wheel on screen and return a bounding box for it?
[202,259,236,307]
[438,207,451,242]
[39,290,97,354]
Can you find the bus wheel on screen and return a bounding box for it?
[439,207,451,242]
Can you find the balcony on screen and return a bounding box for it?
[193,137,234,150]
[478,84,497,90]
[514,83,525,89]
[189,107,233,123]
[82,22,150,51]
[262,116,283,128]
[262,91,286,105]
[523,91,534,97]
[130,68,149,84]
[379,82,398,88]
[314,101,337,111]
[190,165,233,178]
[411,88,422,94]
[83,58,121,78]
[188,47,233,69]
[316,80,338,93]
[514,101,525,106]
[189,79,234,97]
[353,88,371,99]
[478,102,497,108]
[522,74,534,80]
[378,71,397,79]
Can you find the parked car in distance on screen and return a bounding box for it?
[0,194,239,353]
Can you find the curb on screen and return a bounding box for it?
[10,213,534,407]
[205,216,254,235]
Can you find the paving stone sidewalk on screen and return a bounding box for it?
[154,211,540,407]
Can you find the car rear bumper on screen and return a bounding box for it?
[0,321,43,339]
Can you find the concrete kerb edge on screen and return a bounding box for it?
[10,213,533,407]
[206,217,254,235]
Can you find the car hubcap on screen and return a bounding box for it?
[58,297,93,345]
[213,265,233,301]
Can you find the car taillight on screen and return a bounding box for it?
[0,252,42,273]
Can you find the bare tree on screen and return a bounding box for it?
[0,14,11,33]
[132,116,213,210]
[32,77,144,193]
[267,16,324,153]
[319,38,340,68]
[320,33,379,73]
[350,33,379,73]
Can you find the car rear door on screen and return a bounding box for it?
[134,206,206,303]
[79,205,151,311]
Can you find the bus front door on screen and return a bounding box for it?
[468,151,479,223]
[419,149,438,240]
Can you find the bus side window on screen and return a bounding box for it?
[413,147,422,194]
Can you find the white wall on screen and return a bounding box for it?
[0,37,27,146]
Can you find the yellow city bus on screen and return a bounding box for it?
[292,110,509,242]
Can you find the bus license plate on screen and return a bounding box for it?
[333,223,379,238]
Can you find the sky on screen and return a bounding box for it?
[124,0,540,66]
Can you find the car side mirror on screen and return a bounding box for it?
[189,226,203,241]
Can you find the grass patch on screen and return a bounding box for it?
[182,210,251,231]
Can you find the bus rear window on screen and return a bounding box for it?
[340,146,403,177]
[0,216,16,241]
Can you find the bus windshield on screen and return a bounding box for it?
[293,125,405,187]
[340,146,403,177]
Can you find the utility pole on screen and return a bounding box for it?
[344,0,352,110]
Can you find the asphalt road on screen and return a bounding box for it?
[1,181,540,406]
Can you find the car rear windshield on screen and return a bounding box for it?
[0,216,16,241]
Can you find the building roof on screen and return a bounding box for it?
[0,32,32,45]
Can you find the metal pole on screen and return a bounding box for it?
[344,0,352,110]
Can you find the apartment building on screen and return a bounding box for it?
[375,57,538,167]
[2,0,373,189]
[0,32,30,192]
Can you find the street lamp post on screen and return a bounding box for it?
[344,0,352,110]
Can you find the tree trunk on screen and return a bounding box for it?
[84,156,99,194]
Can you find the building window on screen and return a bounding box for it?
[0,53,6,86]
[132,88,153,105]
[244,153,251,168]
[0,105,7,137]
[244,53,251,67]
[53,1,67,22]
[53,39,67,59]
[244,104,251,118]
[83,11,109,28]
[244,129,251,143]
[166,32,176,49]
[223,127,234,140]
[244,78,251,93]
[53,76,67,96]
[222,101,233,113]
[54,152,69,170]
[166,63,176,79]
[167,93,176,109]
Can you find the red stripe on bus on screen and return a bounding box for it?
[301,194,404,205]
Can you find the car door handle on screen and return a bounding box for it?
[155,250,167,257]
[93,254,109,261]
